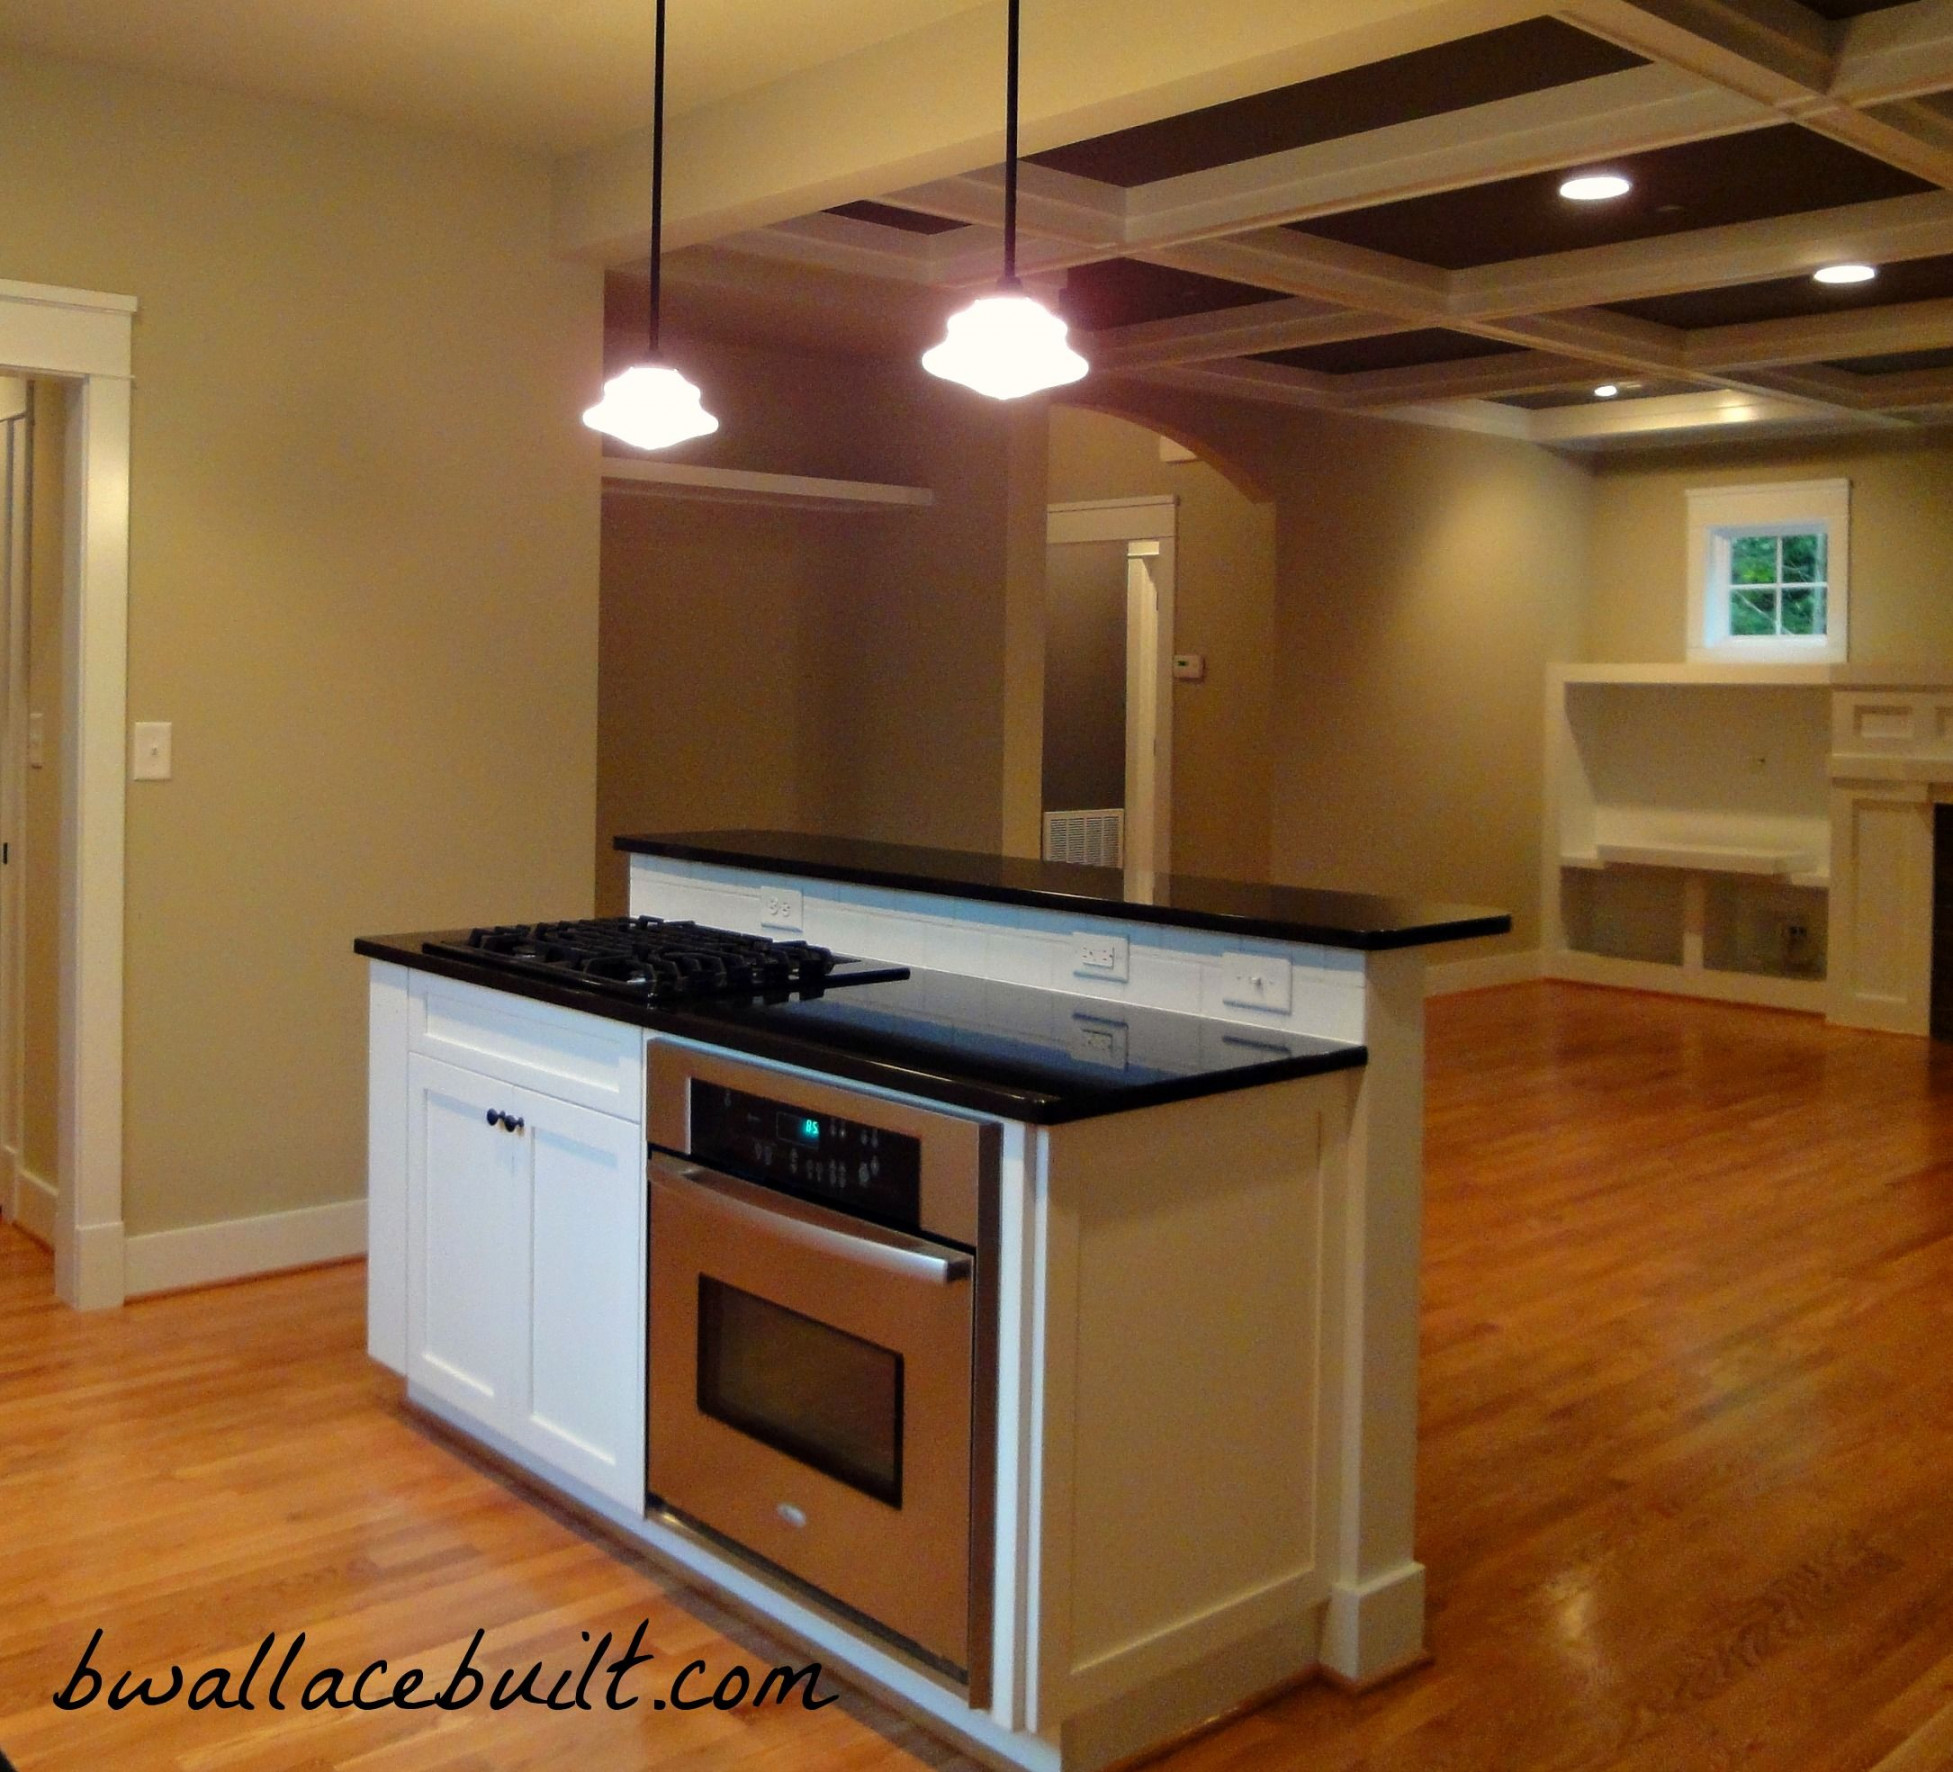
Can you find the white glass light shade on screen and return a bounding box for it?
[1813,263,1877,285]
[921,291,1088,400]
[1558,172,1631,201]
[582,364,719,450]
[1594,383,1620,398]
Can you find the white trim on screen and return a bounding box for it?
[0,278,134,1310]
[123,1199,366,1298]
[1046,495,1176,545]
[1687,478,1850,666]
[599,457,933,510]
[1424,948,1543,997]
[1547,947,1828,1014]
[13,1160,55,1245]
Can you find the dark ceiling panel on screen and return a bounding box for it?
[823,200,966,235]
[1496,378,1701,409]
[1607,253,1953,329]
[1059,258,1286,332]
[1255,328,1525,375]
[1824,345,1953,374]
[1797,0,1913,16]
[1290,125,1932,270]
[1026,19,1643,189]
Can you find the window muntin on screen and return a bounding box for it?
[1719,526,1828,641]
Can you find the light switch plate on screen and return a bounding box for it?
[26,711,43,769]
[759,884,803,931]
[1072,930,1129,982]
[1172,653,1207,681]
[1221,951,1292,1012]
[132,721,172,781]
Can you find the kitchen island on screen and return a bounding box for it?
[359,832,1506,1772]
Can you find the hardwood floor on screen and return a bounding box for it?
[3,981,1951,1771]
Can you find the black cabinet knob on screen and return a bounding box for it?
[485,1109,499,1127]
[507,1116,525,1135]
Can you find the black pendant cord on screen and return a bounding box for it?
[1001,0,1020,290]
[647,0,666,360]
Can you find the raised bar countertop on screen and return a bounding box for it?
[354,931,1365,1124]
[616,829,1511,950]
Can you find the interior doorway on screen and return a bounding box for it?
[1041,496,1175,878]
[0,279,135,1310]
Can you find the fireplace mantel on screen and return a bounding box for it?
[1828,671,1953,1035]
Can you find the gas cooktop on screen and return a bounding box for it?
[422,917,908,1005]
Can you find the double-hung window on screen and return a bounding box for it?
[1687,479,1849,664]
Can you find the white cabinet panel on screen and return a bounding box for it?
[518,1087,646,1508]
[408,1055,528,1426]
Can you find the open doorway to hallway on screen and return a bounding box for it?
[0,378,63,1251]
[1041,405,1276,884]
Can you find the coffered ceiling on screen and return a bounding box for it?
[681,0,1953,448]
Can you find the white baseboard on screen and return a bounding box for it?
[13,1162,56,1246]
[1425,948,1543,998]
[1320,1561,1426,1685]
[123,1198,366,1298]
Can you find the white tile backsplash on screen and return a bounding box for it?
[631,856,1381,1044]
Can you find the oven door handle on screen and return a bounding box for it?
[651,1156,973,1285]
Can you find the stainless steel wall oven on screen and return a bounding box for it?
[646,1045,998,1696]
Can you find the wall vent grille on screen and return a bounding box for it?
[1042,808,1124,868]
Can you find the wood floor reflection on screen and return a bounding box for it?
[2,980,1950,1770]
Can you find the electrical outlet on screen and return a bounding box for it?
[132,721,172,781]
[26,711,43,769]
[1172,653,1207,682]
[1071,931,1129,981]
[1067,1015,1129,1068]
[759,885,803,931]
[1221,951,1292,1012]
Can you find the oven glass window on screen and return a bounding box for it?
[696,1278,904,1506]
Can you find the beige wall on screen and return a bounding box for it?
[1044,405,1277,882]
[22,381,64,1188]
[0,50,602,1236]
[596,327,1016,908]
[1586,432,1953,666]
[1034,384,1592,953]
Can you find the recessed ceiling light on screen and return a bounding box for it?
[1813,262,1877,285]
[1594,384,1620,399]
[1559,172,1632,202]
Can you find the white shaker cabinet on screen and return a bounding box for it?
[376,969,648,1512]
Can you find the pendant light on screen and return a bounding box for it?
[583,0,719,450]
[921,0,1087,400]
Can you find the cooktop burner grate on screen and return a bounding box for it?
[422,916,907,1004]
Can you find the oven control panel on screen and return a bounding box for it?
[687,1081,922,1227]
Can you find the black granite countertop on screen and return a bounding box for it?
[355,931,1365,1124]
[614,830,1510,951]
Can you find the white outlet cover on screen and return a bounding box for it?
[1071,931,1130,981]
[1220,951,1292,1012]
[759,884,803,931]
[1067,1014,1130,1068]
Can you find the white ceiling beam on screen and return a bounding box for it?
[1119,64,1771,244]
[1140,228,1449,321]
[553,0,1541,260]
[1470,304,1689,370]
[1524,383,1887,441]
[1556,0,1831,107]
[1082,298,1411,370]
[1685,295,1953,368]
[1452,189,1953,315]
[1559,0,1953,186]
[1330,348,1621,406]
[1137,356,1343,410]
[876,164,1129,249]
[1832,1,1953,107]
[1852,363,1953,407]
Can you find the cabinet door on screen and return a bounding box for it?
[407,1054,530,1431]
[511,1083,647,1509]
